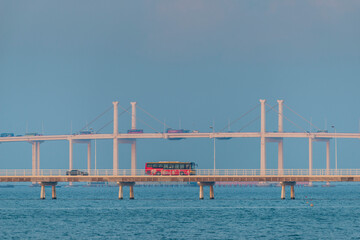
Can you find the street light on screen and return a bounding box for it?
[210,125,216,172]
[331,126,338,170]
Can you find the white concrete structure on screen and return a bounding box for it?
[69,139,73,170]
[113,101,119,175]
[260,99,266,174]
[130,102,137,175]
[277,100,284,174]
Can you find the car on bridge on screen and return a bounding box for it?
[66,170,89,176]
[317,130,328,133]
[127,129,143,134]
[166,128,190,133]
[216,131,233,140]
[0,133,14,137]
[79,130,93,135]
[25,133,42,136]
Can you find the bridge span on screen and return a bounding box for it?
[1,99,360,200]
[1,99,360,181]
[1,169,360,200]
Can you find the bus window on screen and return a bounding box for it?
[180,164,185,169]
[175,164,180,169]
[158,164,164,168]
[153,164,158,168]
[185,164,190,169]
[163,164,168,169]
[147,164,153,168]
[191,163,195,169]
[168,164,173,169]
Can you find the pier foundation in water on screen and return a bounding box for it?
[198,182,215,200]
[118,182,135,200]
[280,181,296,200]
[40,182,57,199]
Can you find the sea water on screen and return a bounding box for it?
[1,183,360,239]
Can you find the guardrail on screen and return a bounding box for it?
[1,169,360,177]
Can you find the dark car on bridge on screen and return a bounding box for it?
[0,133,14,137]
[127,129,143,134]
[66,170,89,176]
[166,128,190,133]
[79,130,93,135]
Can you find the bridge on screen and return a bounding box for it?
[1,100,360,200]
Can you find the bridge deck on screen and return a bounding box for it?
[0,175,359,183]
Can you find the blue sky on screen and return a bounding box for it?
[0,0,360,170]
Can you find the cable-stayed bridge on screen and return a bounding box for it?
[1,99,360,200]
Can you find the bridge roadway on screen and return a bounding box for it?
[0,132,360,143]
[0,175,359,183]
[1,170,360,200]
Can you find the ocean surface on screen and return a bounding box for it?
[1,183,360,239]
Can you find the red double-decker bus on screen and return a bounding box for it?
[145,161,196,175]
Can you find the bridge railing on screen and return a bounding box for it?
[2,169,360,176]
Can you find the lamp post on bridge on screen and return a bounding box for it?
[331,125,338,171]
[210,125,216,172]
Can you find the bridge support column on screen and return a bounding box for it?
[290,185,295,199]
[277,100,284,175]
[31,142,37,185]
[131,141,136,176]
[199,185,204,200]
[129,185,134,200]
[113,138,118,175]
[198,182,215,200]
[40,182,57,200]
[113,101,119,176]
[260,99,266,175]
[52,185,57,199]
[69,139,73,170]
[280,181,296,200]
[278,140,283,175]
[32,142,36,176]
[36,142,40,176]
[69,139,73,186]
[40,185,45,199]
[87,142,91,174]
[326,140,330,185]
[309,137,313,187]
[118,182,135,200]
[309,138,313,175]
[118,185,123,199]
[130,102,137,176]
[209,185,214,199]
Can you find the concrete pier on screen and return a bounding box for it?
[40,182,57,200]
[277,100,284,175]
[129,185,134,200]
[118,182,135,199]
[281,184,285,200]
[209,185,215,199]
[260,99,266,175]
[113,101,119,175]
[198,182,215,200]
[52,185,57,199]
[290,185,295,199]
[130,102,137,176]
[40,185,45,199]
[280,181,296,200]
[199,185,204,200]
[118,185,123,199]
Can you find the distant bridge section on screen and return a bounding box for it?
[1,99,360,200]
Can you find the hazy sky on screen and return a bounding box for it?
[1,0,360,170]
